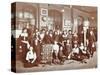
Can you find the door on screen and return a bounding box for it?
[48,9,62,30]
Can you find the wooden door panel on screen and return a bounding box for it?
[48,9,62,30]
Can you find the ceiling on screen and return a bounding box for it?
[72,6,97,14]
[48,4,97,14]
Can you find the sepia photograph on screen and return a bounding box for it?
[11,2,97,73]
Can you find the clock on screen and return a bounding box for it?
[42,16,47,22]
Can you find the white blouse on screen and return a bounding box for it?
[72,47,79,54]
[79,46,84,51]
[26,50,37,63]
[53,44,59,53]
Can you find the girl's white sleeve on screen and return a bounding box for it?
[26,52,29,61]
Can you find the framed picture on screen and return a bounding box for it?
[41,8,48,15]
[11,2,97,73]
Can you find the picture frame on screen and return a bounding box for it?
[41,8,48,15]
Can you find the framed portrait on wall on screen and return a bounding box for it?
[41,8,48,15]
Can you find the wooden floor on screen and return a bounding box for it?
[16,52,97,73]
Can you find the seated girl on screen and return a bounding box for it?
[26,47,37,64]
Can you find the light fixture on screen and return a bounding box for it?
[70,5,72,8]
[61,9,64,12]
[91,17,94,20]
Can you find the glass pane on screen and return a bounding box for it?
[24,12,29,18]
[18,12,23,18]
[29,14,33,18]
